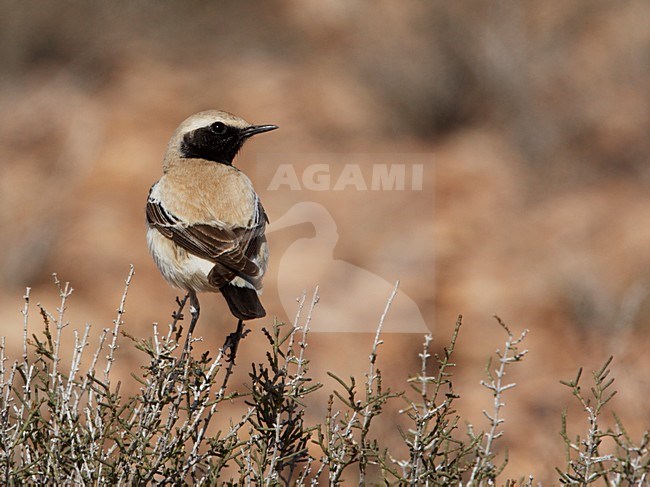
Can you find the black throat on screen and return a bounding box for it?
[180,126,244,165]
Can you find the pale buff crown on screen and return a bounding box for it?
[162,110,253,172]
[154,110,258,226]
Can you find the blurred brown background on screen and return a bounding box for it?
[0,0,648,481]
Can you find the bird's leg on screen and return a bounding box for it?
[181,290,200,361]
[220,319,246,391]
[187,290,200,338]
[223,319,244,362]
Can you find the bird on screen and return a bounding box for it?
[146,110,277,339]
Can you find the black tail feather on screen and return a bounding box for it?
[220,284,266,320]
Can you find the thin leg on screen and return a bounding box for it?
[223,319,244,361]
[220,319,246,391]
[181,290,200,361]
[187,290,200,340]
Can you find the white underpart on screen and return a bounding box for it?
[146,227,258,293]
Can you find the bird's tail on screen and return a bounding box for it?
[220,284,266,320]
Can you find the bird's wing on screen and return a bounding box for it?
[146,191,265,287]
[242,192,268,257]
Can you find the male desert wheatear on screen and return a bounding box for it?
[146,110,277,338]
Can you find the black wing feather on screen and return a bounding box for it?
[146,193,266,287]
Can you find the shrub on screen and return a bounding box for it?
[0,269,646,485]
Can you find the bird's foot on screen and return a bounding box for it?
[223,319,247,363]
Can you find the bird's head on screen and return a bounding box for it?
[163,110,278,171]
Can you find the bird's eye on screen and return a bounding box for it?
[210,122,228,135]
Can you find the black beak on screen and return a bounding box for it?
[241,124,279,138]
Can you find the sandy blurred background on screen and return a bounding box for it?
[0,0,648,481]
